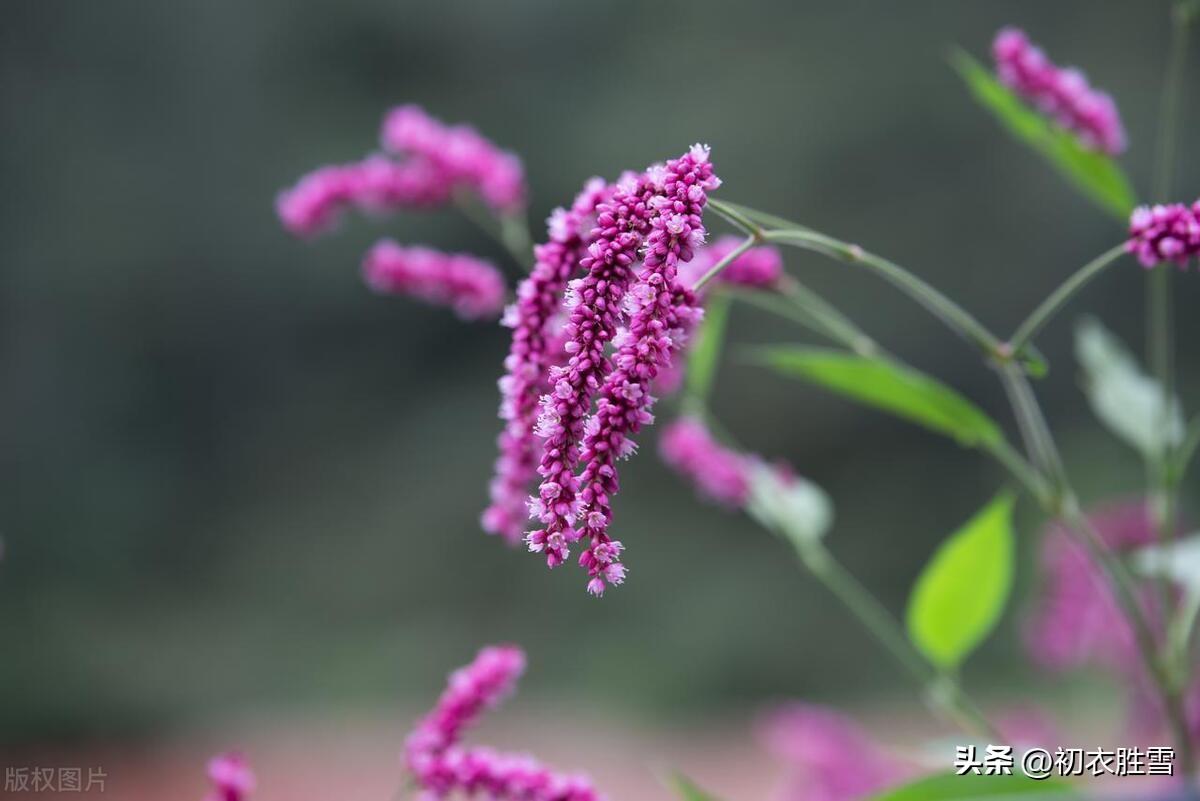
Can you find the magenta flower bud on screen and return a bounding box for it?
[1126,202,1200,268]
[405,645,605,801]
[991,27,1127,155]
[659,417,754,507]
[362,240,506,320]
[204,752,255,801]
[679,235,785,290]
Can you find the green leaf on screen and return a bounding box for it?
[667,773,722,801]
[951,50,1136,220]
[870,772,1076,801]
[906,493,1016,670]
[751,346,1002,447]
[686,292,731,402]
[1074,317,1185,458]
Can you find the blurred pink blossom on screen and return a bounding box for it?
[204,752,255,801]
[992,27,1126,155]
[362,241,507,320]
[758,703,907,801]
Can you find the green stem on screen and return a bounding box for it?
[998,362,1196,776]
[778,277,884,358]
[759,228,1006,358]
[1147,0,1195,684]
[453,192,534,270]
[694,234,759,290]
[1170,414,1200,484]
[983,437,1053,509]
[1008,244,1127,354]
[997,363,1067,493]
[707,198,764,238]
[796,542,1001,740]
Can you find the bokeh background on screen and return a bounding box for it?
[3,0,1199,797]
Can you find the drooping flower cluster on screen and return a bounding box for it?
[679,235,785,290]
[992,27,1127,155]
[1126,202,1200,269]
[758,704,905,801]
[404,645,603,801]
[525,146,720,595]
[277,105,520,320]
[363,240,506,320]
[203,752,255,801]
[482,178,614,543]
[659,417,755,507]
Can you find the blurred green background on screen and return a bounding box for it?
[2,0,1198,745]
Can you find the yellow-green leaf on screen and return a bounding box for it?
[906,492,1016,670]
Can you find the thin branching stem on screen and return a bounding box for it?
[1008,244,1126,354]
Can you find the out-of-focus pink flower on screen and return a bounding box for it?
[1024,500,1160,675]
[996,707,1059,749]
[382,104,527,213]
[758,703,907,801]
[659,417,754,507]
[204,752,255,801]
[275,156,453,237]
[277,104,527,238]
[679,235,785,290]
[1126,202,1200,269]
[404,645,603,801]
[992,27,1127,155]
[483,178,613,544]
[362,240,507,320]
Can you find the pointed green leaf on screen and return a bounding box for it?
[870,771,1076,800]
[952,50,1136,220]
[1075,317,1185,458]
[668,773,723,801]
[686,293,731,402]
[751,346,1002,447]
[907,492,1016,670]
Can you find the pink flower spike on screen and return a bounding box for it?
[679,235,785,290]
[1126,202,1200,269]
[659,417,754,507]
[483,178,613,544]
[567,146,719,594]
[204,752,255,801]
[362,241,507,320]
[404,645,605,801]
[991,27,1127,155]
